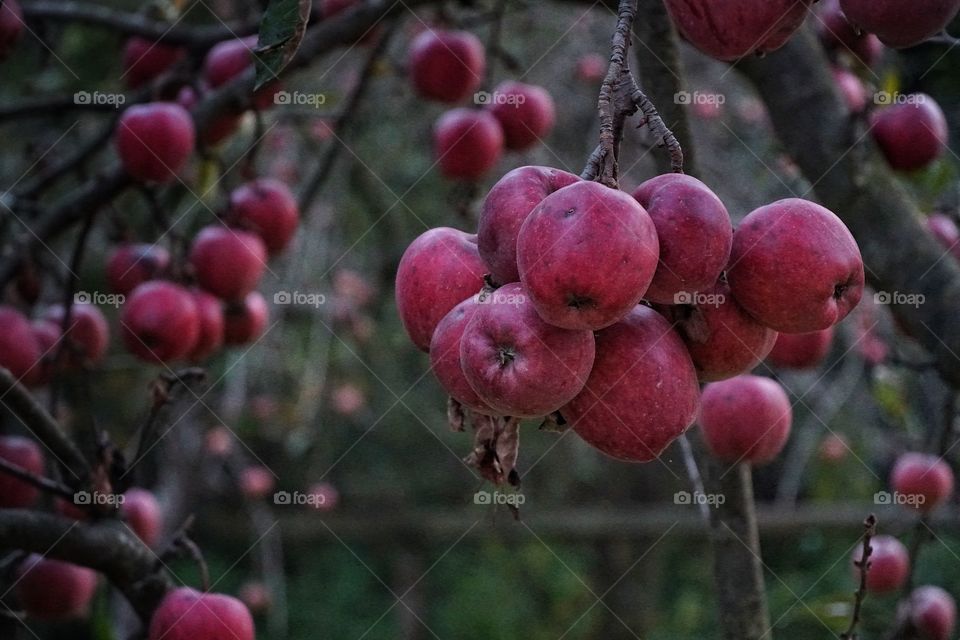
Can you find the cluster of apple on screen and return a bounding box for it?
[406,27,556,180]
[396,165,865,463]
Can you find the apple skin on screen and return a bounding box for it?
[478,166,580,284]
[487,81,556,150]
[407,29,485,103]
[727,198,864,333]
[839,0,960,48]
[187,289,225,361]
[148,587,255,640]
[0,306,42,384]
[817,0,884,67]
[832,67,868,113]
[107,243,171,296]
[656,282,777,382]
[853,534,909,593]
[0,0,23,62]
[631,174,732,304]
[699,375,792,465]
[41,303,111,365]
[121,281,201,362]
[434,108,504,180]
[928,214,960,261]
[429,297,497,414]
[460,283,595,418]
[15,555,98,621]
[517,181,660,330]
[891,453,955,513]
[116,102,196,183]
[766,327,834,370]
[223,291,269,345]
[395,227,488,352]
[564,305,699,462]
[122,37,186,89]
[122,488,163,547]
[909,586,957,640]
[664,0,812,61]
[203,36,279,110]
[227,178,300,255]
[871,94,949,172]
[190,226,268,301]
[0,436,44,508]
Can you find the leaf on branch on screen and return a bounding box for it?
[254,0,312,91]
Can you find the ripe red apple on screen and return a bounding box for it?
[430,297,497,414]
[227,178,300,255]
[657,282,777,382]
[395,227,487,351]
[832,67,868,113]
[122,37,186,89]
[927,214,960,261]
[459,283,594,417]
[0,0,23,62]
[766,327,834,370]
[891,453,955,513]
[107,243,171,296]
[853,534,909,593]
[871,94,949,172]
[727,198,864,333]
[909,585,957,640]
[121,281,201,362]
[631,174,732,304]
[839,0,960,48]
[664,0,812,61]
[564,305,700,462]
[478,166,580,284]
[203,36,279,111]
[15,555,98,620]
[517,180,659,330]
[699,375,793,465]
[121,487,163,547]
[407,28,485,103]
[190,226,267,300]
[306,481,339,511]
[575,53,606,84]
[187,289,225,361]
[42,302,110,365]
[148,587,255,640]
[239,466,276,500]
[487,81,555,150]
[176,85,243,146]
[0,435,44,508]
[223,291,269,345]
[434,108,504,180]
[817,0,884,67]
[0,306,42,384]
[116,102,195,183]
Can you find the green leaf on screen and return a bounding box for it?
[254,0,311,91]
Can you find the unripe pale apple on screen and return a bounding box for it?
[631,174,732,304]
[871,94,949,172]
[487,81,556,150]
[407,29,485,103]
[190,226,268,301]
[478,166,580,284]
[430,297,497,414]
[727,198,864,333]
[148,587,255,640]
[909,585,956,640]
[699,375,792,465]
[121,281,201,362]
[517,180,659,330]
[15,555,98,621]
[853,534,909,593]
[0,306,42,384]
[122,37,186,89]
[223,291,269,345]
[0,435,44,508]
[116,102,196,183]
[227,178,300,255]
[766,326,834,370]
[42,303,111,365]
[817,0,884,67]
[459,283,595,417]
[891,452,954,513]
[434,108,504,180]
[395,227,488,352]
[187,289,225,361]
[664,0,812,61]
[564,305,699,462]
[0,0,23,62]
[121,487,163,547]
[927,213,960,261]
[839,0,960,48]
[107,243,171,295]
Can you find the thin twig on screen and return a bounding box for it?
[0,457,75,500]
[842,514,878,640]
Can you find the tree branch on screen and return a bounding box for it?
[842,514,877,640]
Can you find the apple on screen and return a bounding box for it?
[575,53,606,84]
[122,37,186,89]
[727,198,864,333]
[0,306,42,384]
[330,383,365,416]
[434,108,504,180]
[871,94,949,172]
[238,581,272,615]
[205,426,234,457]
[664,0,812,61]
[459,283,594,417]
[239,466,276,500]
[148,587,255,640]
[223,291,269,345]
[430,297,497,414]
[190,226,267,301]
[0,435,44,508]
[816,0,884,67]
[517,180,659,330]
[891,452,954,513]
[819,433,849,463]
[120,281,201,362]
[107,243,171,296]
[564,305,700,462]
[333,268,376,309]
[631,174,732,304]
[187,289,225,361]
[927,214,960,261]
[116,102,196,183]
[29,320,60,386]
[909,586,956,640]
[853,534,909,593]
[203,36,279,111]
[176,86,243,147]
[487,81,556,150]
[395,227,487,351]
[305,481,339,511]
[121,487,163,547]
[41,302,110,365]
[16,555,97,620]
[699,374,793,465]
[0,0,22,62]
[227,178,300,255]
[478,166,580,284]
[766,327,834,370]
[839,0,960,48]
[832,67,868,113]
[407,29,485,103]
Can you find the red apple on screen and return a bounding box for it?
[0,306,42,384]
[148,587,255,640]
[699,375,793,465]
[408,29,485,103]
[0,0,23,62]
[203,36,279,110]
[121,487,163,547]
[819,433,850,463]
[305,481,339,511]
[238,581,272,615]
[434,108,504,180]
[832,67,868,113]
[330,383,365,416]
[239,466,276,500]
[927,214,960,261]
[909,585,956,640]
[107,243,171,296]
[0,435,44,508]
[575,53,606,84]
[223,291,269,345]
[190,226,267,301]
[871,94,949,171]
[227,178,300,255]
[817,0,884,67]
[187,289,225,361]
[430,297,497,414]
[15,555,98,621]
[176,85,243,146]
[839,0,960,48]
[205,426,234,457]
[766,327,834,370]
[122,37,186,89]
[41,302,110,365]
[487,81,555,150]
[121,281,201,362]
[116,102,195,183]
[891,452,954,512]
[853,534,909,593]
